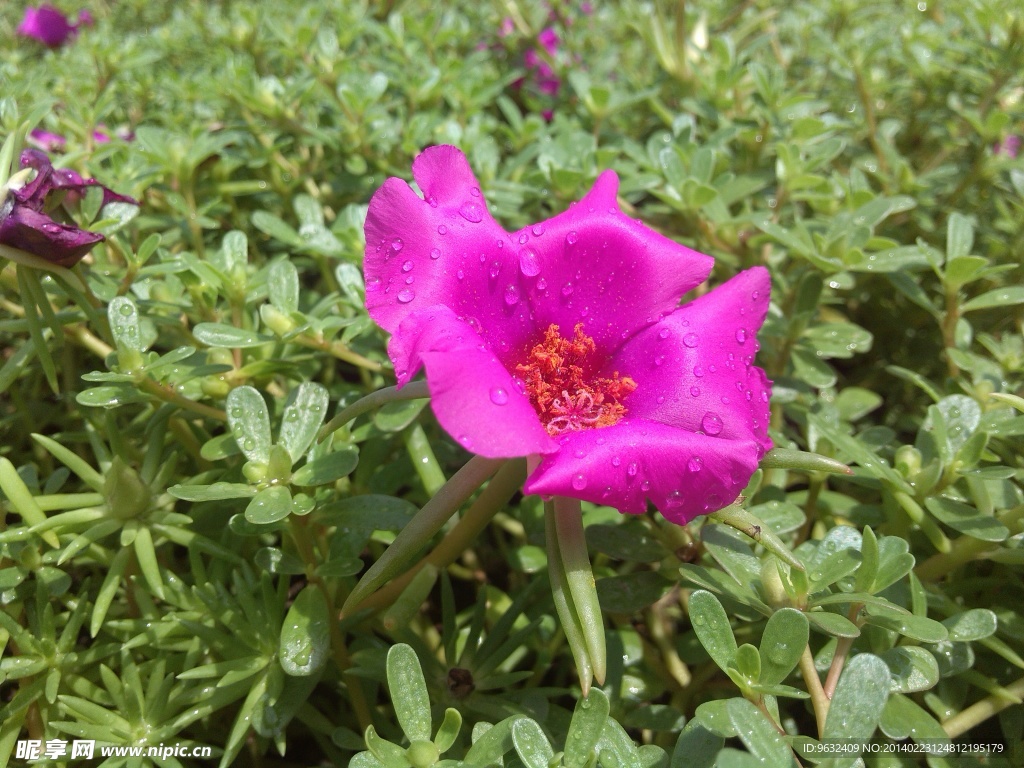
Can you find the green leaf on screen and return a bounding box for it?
[759,608,809,686]
[925,497,1008,542]
[511,718,554,768]
[107,296,145,353]
[76,385,148,409]
[961,286,1024,312]
[759,448,852,476]
[279,585,330,677]
[879,647,940,693]
[806,611,861,638]
[730,644,761,683]
[670,722,723,768]
[255,547,306,575]
[823,653,890,747]
[434,708,462,754]
[942,609,998,641]
[245,486,293,525]
[861,603,948,643]
[707,505,804,570]
[316,495,418,531]
[587,522,666,562]
[227,386,272,463]
[291,448,359,487]
[872,536,915,592]
[268,260,300,312]
[854,526,879,594]
[373,399,429,432]
[879,693,950,743]
[387,644,432,743]
[945,212,974,260]
[726,698,794,767]
[168,482,256,502]
[801,526,862,589]
[564,688,610,768]
[688,590,737,674]
[193,322,273,348]
[279,382,329,463]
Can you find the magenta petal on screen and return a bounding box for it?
[17,5,75,47]
[389,306,557,458]
[524,418,761,523]
[610,267,773,454]
[516,170,713,352]
[0,205,103,266]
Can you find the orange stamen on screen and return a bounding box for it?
[516,323,636,435]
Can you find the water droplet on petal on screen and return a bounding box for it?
[641,480,651,491]
[690,386,700,397]
[518,247,540,276]
[693,365,704,377]
[683,333,699,347]
[721,396,730,404]
[366,277,382,292]
[427,196,438,208]
[470,186,480,197]
[401,260,413,272]
[489,387,509,405]
[654,355,665,366]
[565,230,579,245]
[688,456,703,472]
[761,391,770,403]
[397,288,415,303]
[430,248,441,260]
[518,233,529,245]
[437,224,447,235]
[459,202,483,222]
[658,328,670,339]
[572,474,587,491]
[561,282,574,297]
[751,290,759,300]
[391,238,404,252]
[489,261,501,278]
[504,284,520,305]
[735,328,747,343]
[701,412,723,435]
[627,462,638,477]
[611,456,621,467]
[457,269,465,280]
[537,278,547,291]
[532,224,545,236]
[666,491,684,509]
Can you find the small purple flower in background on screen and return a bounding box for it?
[995,135,1020,159]
[16,4,83,48]
[0,149,137,267]
[364,146,772,524]
[28,129,67,153]
[523,27,562,97]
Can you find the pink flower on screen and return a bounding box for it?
[995,135,1020,159]
[364,147,772,524]
[16,5,78,48]
[1,150,137,266]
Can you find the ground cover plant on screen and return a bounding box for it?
[1,1,1023,766]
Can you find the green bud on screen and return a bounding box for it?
[104,457,152,519]
[260,304,296,336]
[406,741,439,768]
[894,445,922,478]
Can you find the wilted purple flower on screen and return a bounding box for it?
[364,147,772,524]
[16,5,78,48]
[1,149,137,267]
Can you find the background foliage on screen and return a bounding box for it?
[1,0,1023,766]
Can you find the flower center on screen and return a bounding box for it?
[516,323,636,436]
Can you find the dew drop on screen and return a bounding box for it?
[666,491,684,509]
[489,261,501,278]
[611,456,621,467]
[518,233,529,245]
[437,224,447,235]
[537,277,547,291]
[459,202,483,222]
[430,248,441,260]
[693,365,704,377]
[532,224,545,236]
[641,480,651,491]
[504,284,520,305]
[735,328,747,344]
[572,473,587,491]
[518,247,541,276]
[427,196,438,208]
[457,269,465,280]
[701,412,723,435]
[397,288,415,303]
[721,396,731,404]
[565,230,579,245]
[366,277,382,292]
[690,386,700,397]
[561,282,574,297]
[512,376,527,394]
[627,462,638,477]
[119,304,134,316]
[751,290,759,300]
[683,332,699,348]
[761,391,769,403]
[688,456,703,473]
[391,237,404,253]
[489,387,509,405]
[656,395,665,404]
[470,186,480,197]
[658,328,670,339]
[401,260,413,272]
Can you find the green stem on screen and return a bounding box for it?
[550,496,607,690]
[319,381,430,442]
[341,455,505,615]
[942,676,1024,739]
[545,499,593,693]
[354,459,527,614]
[823,603,863,698]
[798,645,829,738]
